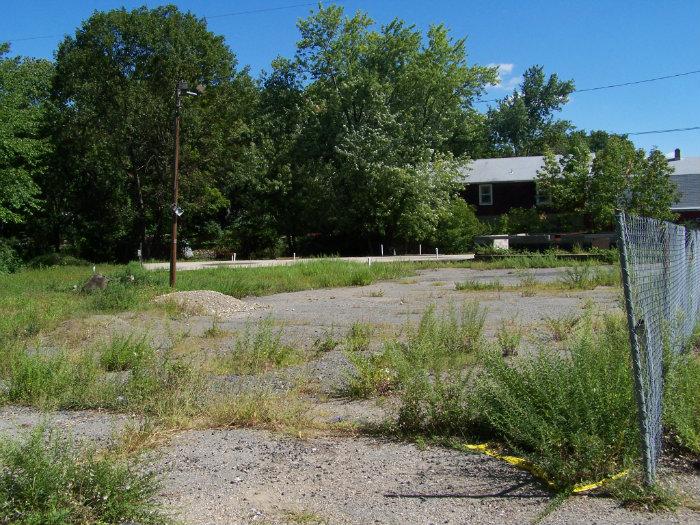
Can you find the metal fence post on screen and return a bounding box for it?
[616,210,655,485]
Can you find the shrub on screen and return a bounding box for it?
[664,351,700,454]
[0,240,22,274]
[0,427,166,524]
[474,315,639,488]
[433,199,484,253]
[26,252,90,268]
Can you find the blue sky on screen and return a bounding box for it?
[4,0,700,156]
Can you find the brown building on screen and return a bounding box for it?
[460,150,700,223]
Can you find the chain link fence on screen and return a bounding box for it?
[616,211,700,484]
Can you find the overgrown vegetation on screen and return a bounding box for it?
[345,303,485,398]
[0,427,167,524]
[215,319,303,375]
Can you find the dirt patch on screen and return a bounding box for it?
[154,290,262,317]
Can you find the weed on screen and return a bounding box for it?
[560,264,594,289]
[368,289,385,297]
[313,329,340,354]
[0,426,167,524]
[496,319,524,356]
[606,475,681,512]
[345,322,373,352]
[455,279,503,291]
[474,314,639,489]
[544,314,580,342]
[203,319,227,338]
[203,390,317,435]
[217,319,303,375]
[99,335,153,372]
[664,350,700,454]
[345,302,486,399]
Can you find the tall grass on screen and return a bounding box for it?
[665,351,700,454]
[215,319,303,375]
[394,311,661,491]
[345,302,486,398]
[0,427,167,524]
[474,315,638,488]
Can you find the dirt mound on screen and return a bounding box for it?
[153,290,259,317]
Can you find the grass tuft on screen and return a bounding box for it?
[0,426,168,524]
[216,319,303,375]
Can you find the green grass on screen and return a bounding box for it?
[393,311,654,492]
[345,302,486,398]
[215,319,304,375]
[455,279,504,291]
[664,350,700,454]
[99,335,153,372]
[344,322,374,353]
[0,426,167,524]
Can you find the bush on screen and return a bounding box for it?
[26,252,90,269]
[665,351,700,455]
[0,239,22,274]
[433,200,484,253]
[474,315,638,488]
[0,427,166,524]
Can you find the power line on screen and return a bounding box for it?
[4,1,323,43]
[475,68,700,104]
[626,126,700,136]
[204,2,317,19]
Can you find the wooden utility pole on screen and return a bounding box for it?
[169,81,185,288]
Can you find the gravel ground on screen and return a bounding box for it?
[154,290,262,316]
[10,266,699,524]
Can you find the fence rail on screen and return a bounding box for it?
[616,211,700,484]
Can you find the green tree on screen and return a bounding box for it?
[539,136,678,231]
[49,6,252,260]
[487,65,574,156]
[281,5,496,249]
[588,137,678,229]
[0,44,52,226]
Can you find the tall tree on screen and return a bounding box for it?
[49,6,253,260]
[275,5,496,250]
[538,136,679,231]
[0,44,52,228]
[487,65,574,156]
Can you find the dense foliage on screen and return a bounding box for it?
[0,4,682,264]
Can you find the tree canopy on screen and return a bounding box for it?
[0,4,689,266]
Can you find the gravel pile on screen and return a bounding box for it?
[154,290,260,317]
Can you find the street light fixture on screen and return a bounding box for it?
[169,80,202,288]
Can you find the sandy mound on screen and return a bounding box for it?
[153,290,259,316]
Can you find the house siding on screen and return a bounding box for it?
[463,181,538,216]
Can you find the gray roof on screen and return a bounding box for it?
[460,155,700,211]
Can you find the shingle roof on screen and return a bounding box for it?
[460,155,700,211]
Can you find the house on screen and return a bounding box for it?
[460,149,700,224]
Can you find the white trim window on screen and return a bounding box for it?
[535,184,552,206]
[478,184,493,206]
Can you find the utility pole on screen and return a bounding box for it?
[169,80,201,288]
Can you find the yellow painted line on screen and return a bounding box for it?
[463,443,628,493]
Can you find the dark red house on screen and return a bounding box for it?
[461,150,700,223]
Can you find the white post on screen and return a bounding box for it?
[435,247,439,260]
[393,249,396,256]
[419,244,422,255]
[233,252,237,262]
[380,244,384,257]
[293,252,296,261]
[368,257,372,266]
